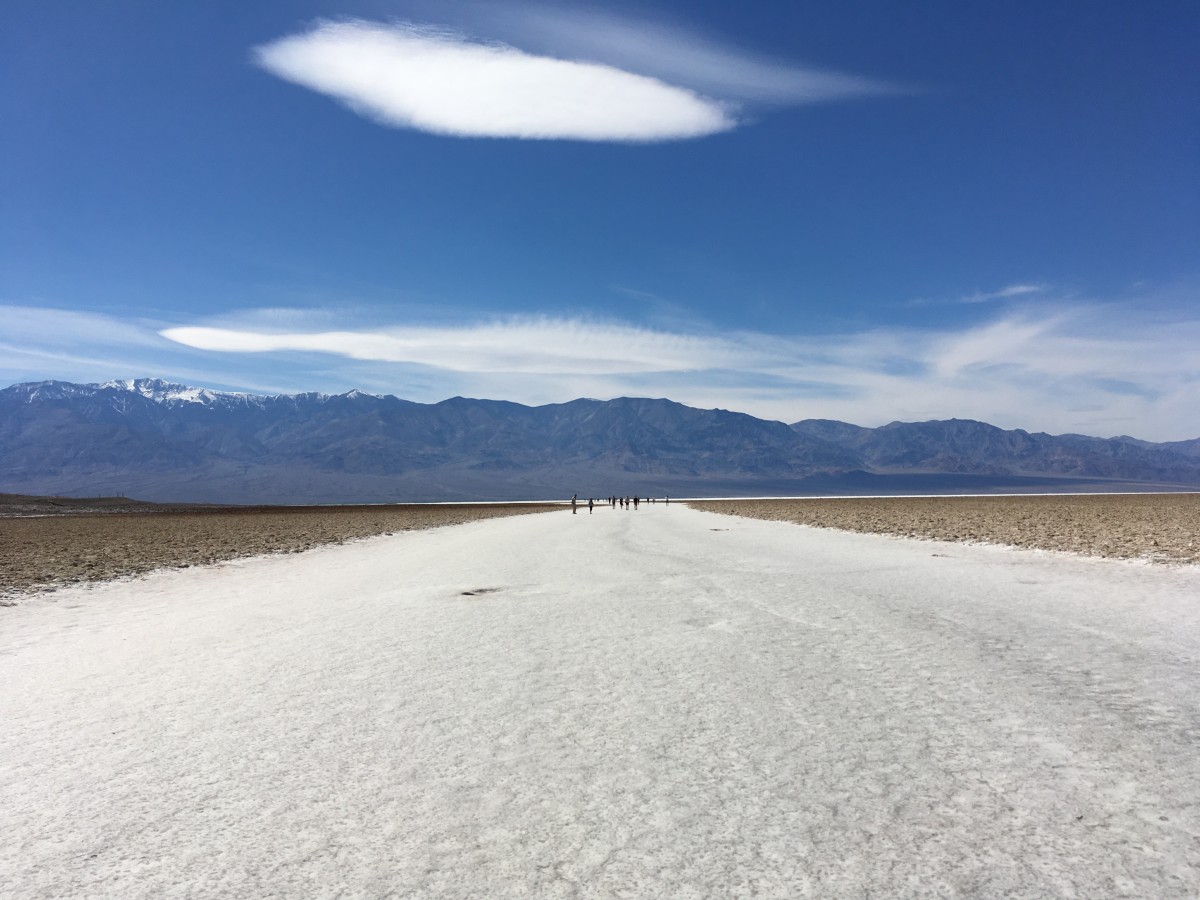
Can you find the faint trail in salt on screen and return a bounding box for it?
[3,505,1200,897]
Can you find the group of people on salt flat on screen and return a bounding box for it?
[571,494,668,513]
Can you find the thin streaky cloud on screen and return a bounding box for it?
[158,307,1200,440]
[609,285,666,303]
[4,303,1198,441]
[908,282,1049,307]
[254,20,736,142]
[161,319,759,375]
[607,284,700,328]
[960,282,1048,304]
[455,3,904,103]
[994,283,1046,298]
[0,304,166,349]
[155,309,1200,386]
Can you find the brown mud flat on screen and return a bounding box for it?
[0,493,200,516]
[0,503,560,601]
[690,494,1200,565]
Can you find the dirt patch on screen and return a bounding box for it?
[0,503,560,602]
[689,494,1200,565]
[0,493,203,516]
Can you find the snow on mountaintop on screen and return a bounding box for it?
[100,378,243,404]
[96,379,392,406]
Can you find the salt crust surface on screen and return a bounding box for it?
[3,504,1200,897]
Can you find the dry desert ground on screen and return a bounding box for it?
[0,500,558,601]
[689,492,1200,565]
[3,492,1198,603]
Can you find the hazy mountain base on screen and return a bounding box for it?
[4,380,1198,504]
[0,493,173,516]
[2,466,1195,506]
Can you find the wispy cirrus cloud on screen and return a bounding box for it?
[908,282,1049,308]
[5,297,1198,441]
[960,282,1048,304]
[456,3,900,104]
[161,319,759,375]
[158,303,1200,440]
[254,20,735,142]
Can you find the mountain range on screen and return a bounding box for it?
[2,378,1197,503]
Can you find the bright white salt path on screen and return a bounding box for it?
[4,504,1200,897]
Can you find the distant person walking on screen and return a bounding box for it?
[588,497,594,514]
[633,495,639,510]
[571,494,577,514]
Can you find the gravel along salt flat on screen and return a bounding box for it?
[3,504,1200,898]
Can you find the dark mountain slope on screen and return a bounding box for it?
[791,417,1200,482]
[2,379,1197,503]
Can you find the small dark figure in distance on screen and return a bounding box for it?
[588,498,594,514]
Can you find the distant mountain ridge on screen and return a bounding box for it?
[1,378,1197,503]
[790,417,1200,477]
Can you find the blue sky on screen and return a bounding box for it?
[3,1,1198,439]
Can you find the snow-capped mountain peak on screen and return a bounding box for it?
[100,378,247,405]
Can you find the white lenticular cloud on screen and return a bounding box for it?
[253,20,736,142]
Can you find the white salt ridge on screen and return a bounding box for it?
[4,506,1200,897]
